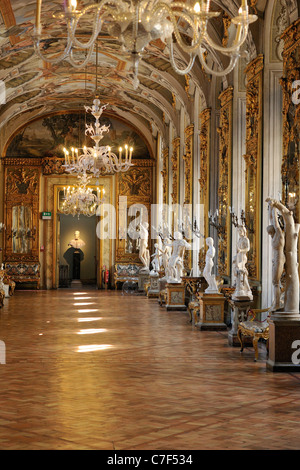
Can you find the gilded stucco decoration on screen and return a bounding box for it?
[217,87,233,278]
[171,138,180,206]
[183,124,194,271]
[161,147,169,205]
[116,161,154,263]
[244,54,263,281]
[199,108,211,271]
[3,162,40,286]
[280,19,300,225]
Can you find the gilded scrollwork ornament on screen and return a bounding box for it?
[217,87,233,278]
[280,19,300,224]
[244,54,263,281]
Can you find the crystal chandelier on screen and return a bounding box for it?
[34,0,257,83]
[62,178,105,218]
[63,97,134,176]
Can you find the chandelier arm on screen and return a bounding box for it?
[203,26,248,55]
[33,35,73,64]
[169,40,196,75]
[198,50,239,77]
[151,3,204,54]
[67,45,95,69]
[67,9,103,50]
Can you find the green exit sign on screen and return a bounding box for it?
[42,212,52,220]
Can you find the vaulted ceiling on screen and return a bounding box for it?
[0,1,265,156]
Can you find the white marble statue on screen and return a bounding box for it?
[139,221,150,272]
[232,225,253,301]
[266,203,285,311]
[266,198,300,313]
[150,243,161,274]
[160,237,172,274]
[68,230,86,249]
[203,237,219,294]
[166,232,191,283]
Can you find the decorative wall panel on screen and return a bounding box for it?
[217,87,233,278]
[161,147,169,205]
[183,125,194,207]
[183,125,194,271]
[116,160,154,263]
[3,162,40,287]
[280,19,300,225]
[199,108,211,271]
[171,138,180,206]
[244,54,263,281]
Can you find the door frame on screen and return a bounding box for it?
[52,184,103,289]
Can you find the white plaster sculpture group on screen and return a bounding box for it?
[232,224,253,301]
[266,198,299,313]
[139,196,299,311]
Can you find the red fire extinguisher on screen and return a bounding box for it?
[102,266,109,289]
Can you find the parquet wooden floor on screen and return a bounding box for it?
[0,288,300,450]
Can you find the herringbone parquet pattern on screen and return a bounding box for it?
[0,288,300,450]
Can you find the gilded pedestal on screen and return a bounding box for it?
[267,313,300,372]
[197,293,227,330]
[166,283,187,311]
[138,271,150,293]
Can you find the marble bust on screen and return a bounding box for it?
[68,230,86,250]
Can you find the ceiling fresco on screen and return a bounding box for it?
[0,0,262,156]
[6,111,152,159]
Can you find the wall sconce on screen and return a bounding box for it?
[287,192,298,212]
[208,209,226,235]
[7,227,36,241]
[229,207,254,234]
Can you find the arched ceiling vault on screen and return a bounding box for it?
[0,0,262,155]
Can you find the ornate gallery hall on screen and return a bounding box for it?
[0,0,299,451]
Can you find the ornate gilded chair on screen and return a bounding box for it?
[237,308,271,362]
[1,270,16,296]
[0,286,4,308]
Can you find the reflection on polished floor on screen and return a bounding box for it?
[0,288,300,450]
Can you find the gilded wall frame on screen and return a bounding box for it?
[115,160,154,263]
[171,137,180,206]
[183,124,194,271]
[280,19,300,225]
[161,147,169,206]
[217,87,233,278]
[244,54,263,282]
[199,108,211,271]
[3,162,40,263]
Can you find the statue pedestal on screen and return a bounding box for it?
[267,313,300,372]
[196,292,227,330]
[228,299,253,347]
[166,282,186,311]
[148,272,160,298]
[73,250,81,280]
[138,271,150,292]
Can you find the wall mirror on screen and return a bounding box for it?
[11,205,34,254]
